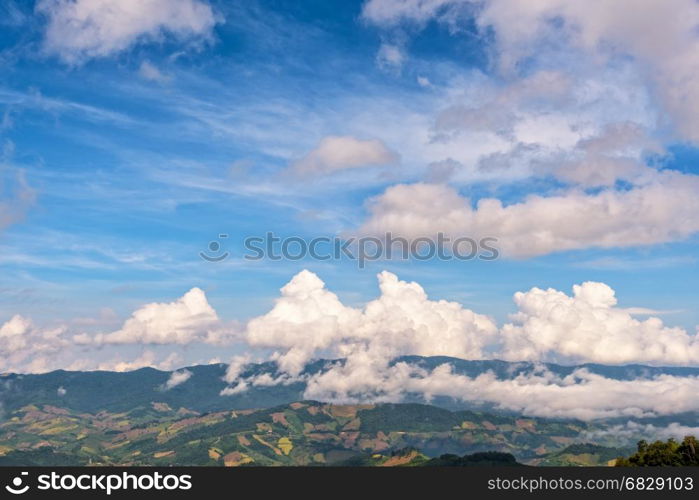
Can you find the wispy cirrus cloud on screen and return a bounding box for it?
[575,255,697,271]
[0,168,35,235]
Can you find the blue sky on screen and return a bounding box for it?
[2,0,699,374]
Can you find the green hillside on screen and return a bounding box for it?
[539,443,634,466]
[0,401,607,466]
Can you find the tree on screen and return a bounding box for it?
[616,436,699,466]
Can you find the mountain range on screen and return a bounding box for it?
[0,399,632,466]
[3,356,699,416]
[0,356,694,466]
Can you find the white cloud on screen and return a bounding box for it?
[83,287,235,345]
[220,354,252,395]
[0,315,69,373]
[57,386,67,396]
[304,361,699,420]
[223,354,252,384]
[220,382,249,396]
[162,369,192,390]
[585,422,699,443]
[221,371,297,396]
[243,269,497,376]
[500,282,699,365]
[236,270,699,382]
[36,0,218,64]
[356,171,699,258]
[290,136,400,176]
[245,270,362,375]
[0,288,240,373]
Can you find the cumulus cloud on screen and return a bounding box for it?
[218,269,699,419]
[0,287,240,373]
[245,270,362,375]
[82,287,236,345]
[0,315,69,373]
[57,386,66,396]
[290,136,400,176]
[0,314,183,374]
[500,282,699,365]
[238,270,699,374]
[36,0,218,64]
[162,369,192,390]
[356,171,699,258]
[242,269,497,376]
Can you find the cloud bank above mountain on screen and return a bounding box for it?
[4,269,699,373]
[4,268,699,420]
[245,269,497,375]
[212,269,699,419]
[303,362,699,420]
